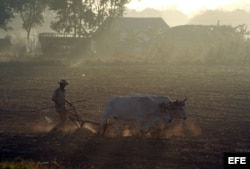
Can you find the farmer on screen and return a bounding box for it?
[51,79,72,131]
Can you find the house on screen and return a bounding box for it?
[93,17,170,58]
[96,17,169,41]
[38,32,90,56]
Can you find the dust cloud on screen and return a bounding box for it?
[26,117,202,140]
[30,121,54,133]
[164,119,202,138]
[82,122,99,133]
[89,119,202,138]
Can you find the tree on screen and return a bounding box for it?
[14,0,47,40]
[0,0,14,30]
[48,0,130,37]
[101,0,129,17]
[48,0,72,34]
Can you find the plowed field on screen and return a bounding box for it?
[0,63,249,169]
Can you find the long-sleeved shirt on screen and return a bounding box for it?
[52,87,66,109]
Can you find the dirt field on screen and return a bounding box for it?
[0,62,250,169]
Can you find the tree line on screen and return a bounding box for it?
[94,23,250,64]
[0,0,130,40]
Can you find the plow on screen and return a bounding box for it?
[66,103,100,129]
[32,100,100,129]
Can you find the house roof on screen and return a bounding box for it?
[94,17,170,38]
[109,17,169,32]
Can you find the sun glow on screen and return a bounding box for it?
[126,0,248,16]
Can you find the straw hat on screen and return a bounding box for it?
[58,79,69,85]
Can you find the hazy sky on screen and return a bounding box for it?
[126,0,250,16]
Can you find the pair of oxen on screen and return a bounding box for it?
[98,94,187,136]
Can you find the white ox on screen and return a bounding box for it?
[132,94,187,121]
[129,94,187,134]
[98,95,187,136]
[147,95,187,136]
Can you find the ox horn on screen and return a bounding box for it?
[183,98,188,102]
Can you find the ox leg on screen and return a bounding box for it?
[113,121,123,137]
[136,120,147,138]
[148,121,163,138]
[102,120,109,136]
[97,117,109,136]
[128,123,138,137]
[137,119,151,137]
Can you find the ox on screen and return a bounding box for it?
[131,94,187,121]
[128,94,187,136]
[98,95,171,136]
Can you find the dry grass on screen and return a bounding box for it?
[0,160,40,169]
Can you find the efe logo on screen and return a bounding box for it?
[224,153,250,169]
[228,157,246,164]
